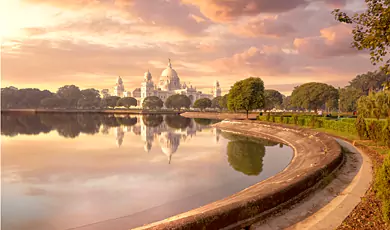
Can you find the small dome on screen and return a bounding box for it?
[214,80,220,87]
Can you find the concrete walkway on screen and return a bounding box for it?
[251,139,372,230]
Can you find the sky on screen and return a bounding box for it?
[0,0,378,95]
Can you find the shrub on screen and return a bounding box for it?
[271,115,276,123]
[292,115,299,125]
[375,155,390,222]
[266,112,271,121]
[356,115,368,139]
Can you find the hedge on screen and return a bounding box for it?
[257,115,390,147]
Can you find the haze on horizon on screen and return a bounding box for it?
[0,0,374,95]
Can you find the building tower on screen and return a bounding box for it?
[141,70,154,100]
[114,76,125,97]
[213,80,221,97]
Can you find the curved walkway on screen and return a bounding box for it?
[251,138,372,229]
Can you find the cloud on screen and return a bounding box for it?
[323,0,347,8]
[293,24,357,58]
[230,16,296,38]
[181,0,308,22]
[211,46,287,76]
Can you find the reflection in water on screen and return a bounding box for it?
[1,114,293,230]
[222,132,279,176]
[1,114,221,164]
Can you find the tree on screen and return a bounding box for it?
[165,94,191,111]
[101,96,120,108]
[227,77,265,119]
[290,82,339,113]
[264,89,284,111]
[332,1,390,73]
[220,94,229,110]
[358,91,390,118]
[339,87,364,112]
[193,98,212,111]
[40,97,68,109]
[56,85,82,108]
[117,97,137,108]
[142,96,163,109]
[348,71,389,95]
[211,96,223,110]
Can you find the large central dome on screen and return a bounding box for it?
[159,59,180,90]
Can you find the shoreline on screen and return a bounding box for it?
[134,117,343,229]
[0,108,182,115]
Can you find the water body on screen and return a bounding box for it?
[1,113,293,230]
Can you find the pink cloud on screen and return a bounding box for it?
[181,0,308,22]
[294,24,358,58]
[230,17,296,38]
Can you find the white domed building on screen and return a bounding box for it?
[119,59,222,106]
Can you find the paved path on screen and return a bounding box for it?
[251,139,372,230]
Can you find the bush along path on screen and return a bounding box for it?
[257,114,390,229]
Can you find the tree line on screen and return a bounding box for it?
[2,70,389,117]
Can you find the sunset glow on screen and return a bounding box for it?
[1,0,375,95]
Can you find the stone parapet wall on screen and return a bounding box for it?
[134,117,343,229]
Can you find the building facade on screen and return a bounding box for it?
[111,59,221,106]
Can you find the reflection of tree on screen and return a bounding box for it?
[142,115,163,127]
[116,116,137,126]
[1,114,52,136]
[194,118,212,126]
[227,138,265,176]
[222,132,271,176]
[76,113,101,134]
[165,115,191,129]
[99,115,120,127]
[164,115,191,130]
[40,114,81,138]
[221,132,279,147]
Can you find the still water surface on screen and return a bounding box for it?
[1,114,293,230]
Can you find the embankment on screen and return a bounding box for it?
[134,114,343,229]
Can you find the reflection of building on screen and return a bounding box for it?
[110,59,221,106]
[105,116,220,164]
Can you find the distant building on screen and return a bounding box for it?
[110,59,221,106]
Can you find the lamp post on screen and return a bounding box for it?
[337,98,341,119]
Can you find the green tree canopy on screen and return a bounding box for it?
[165,94,191,110]
[40,97,68,109]
[348,71,389,95]
[117,97,137,108]
[332,1,390,73]
[358,91,390,119]
[101,96,120,108]
[57,85,82,108]
[193,98,212,111]
[339,86,364,112]
[142,96,164,109]
[211,96,223,110]
[264,89,284,111]
[290,82,339,113]
[227,77,265,118]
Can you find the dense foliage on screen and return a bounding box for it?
[290,82,339,113]
[116,97,137,108]
[332,0,390,73]
[193,98,212,111]
[164,94,191,111]
[142,96,164,109]
[227,77,265,118]
[264,89,283,111]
